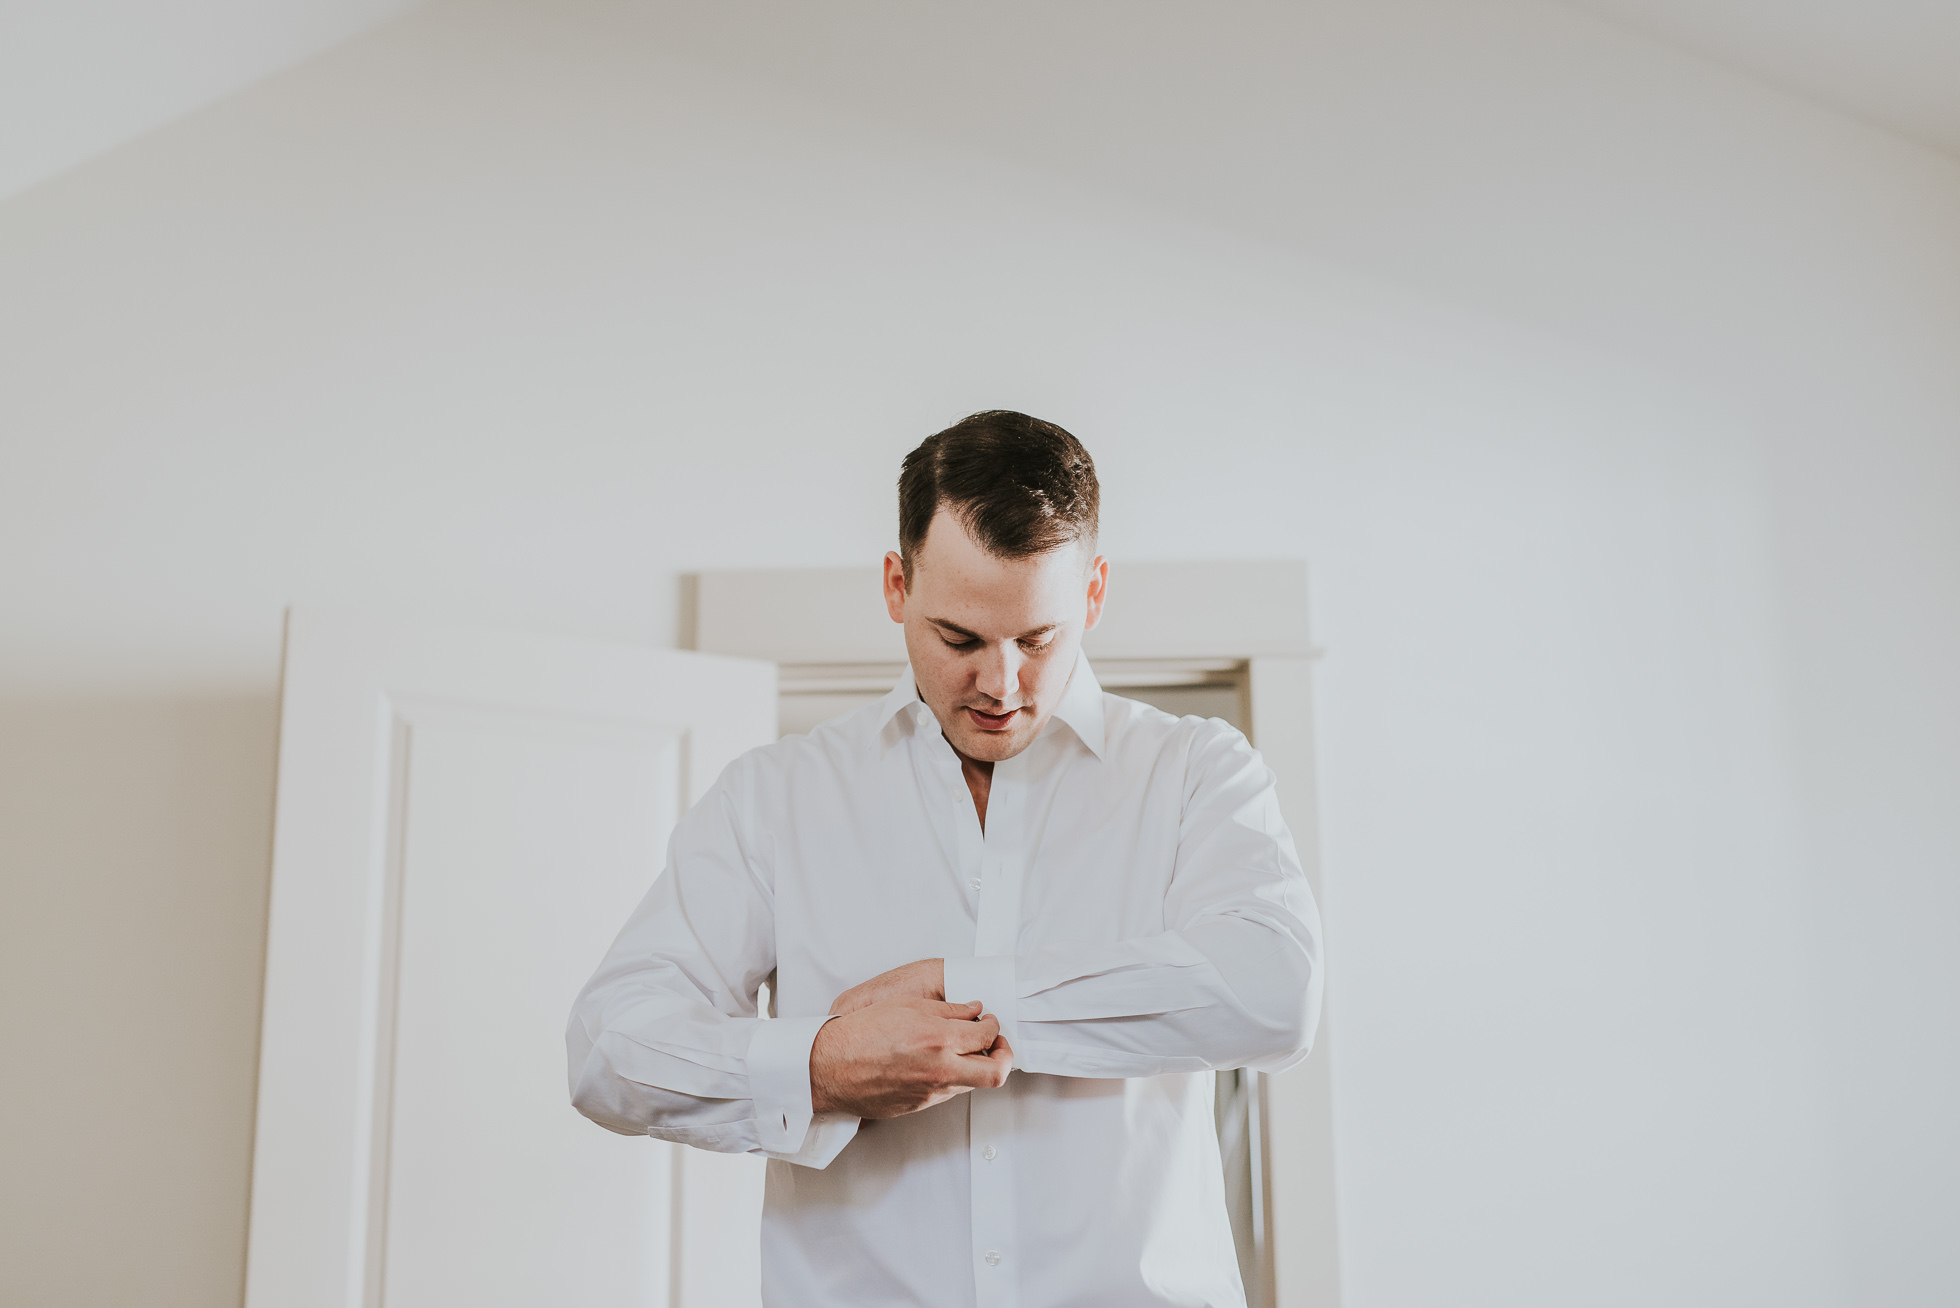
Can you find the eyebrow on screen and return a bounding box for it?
[928,617,1061,643]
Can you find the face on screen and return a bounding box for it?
[883,510,1107,764]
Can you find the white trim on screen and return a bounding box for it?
[1250,655,1342,1308]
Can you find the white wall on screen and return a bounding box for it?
[1,1,1954,1305]
[0,0,429,202]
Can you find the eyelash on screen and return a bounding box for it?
[943,637,1051,652]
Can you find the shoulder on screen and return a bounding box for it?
[707,693,889,800]
[1100,691,1260,780]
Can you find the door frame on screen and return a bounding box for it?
[689,561,1342,1308]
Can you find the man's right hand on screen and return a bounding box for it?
[809,999,1012,1118]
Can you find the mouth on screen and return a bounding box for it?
[963,706,1022,732]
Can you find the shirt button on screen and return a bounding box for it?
[984,1250,1002,1267]
[969,878,982,892]
[982,1144,997,1161]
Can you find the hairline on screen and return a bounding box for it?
[899,508,1099,588]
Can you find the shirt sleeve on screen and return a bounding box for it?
[943,724,1323,1079]
[566,759,861,1168]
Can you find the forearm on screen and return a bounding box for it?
[566,1001,857,1166]
[566,1030,759,1148]
[938,723,1328,1079]
[944,910,1321,1078]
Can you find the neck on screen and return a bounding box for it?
[951,745,995,778]
[950,741,994,830]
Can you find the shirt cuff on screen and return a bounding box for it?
[747,1013,838,1156]
[943,954,1019,1050]
[762,1112,860,1169]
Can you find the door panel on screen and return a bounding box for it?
[246,610,775,1308]
[382,707,681,1305]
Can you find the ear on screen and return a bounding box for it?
[1082,555,1109,633]
[882,551,908,623]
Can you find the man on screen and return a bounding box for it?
[568,410,1322,1307]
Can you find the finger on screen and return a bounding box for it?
[926,1000,984,1020]
[944,1049,1012,1089]
[968,1038,1014,1085]
[828,981,870,1016]
[949,1014,1000,1053]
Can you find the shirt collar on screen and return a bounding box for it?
[873,667,929,737]
[1045,650,1107,761]
[874,649,1106,762]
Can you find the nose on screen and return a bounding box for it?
[975,644,1021,706]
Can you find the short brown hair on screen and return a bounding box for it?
[898,410,1100,583]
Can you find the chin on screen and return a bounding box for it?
[951,726,1032,763]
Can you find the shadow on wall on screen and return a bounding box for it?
[0,696,277,1308]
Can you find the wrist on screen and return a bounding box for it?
[808,1016,840,1115]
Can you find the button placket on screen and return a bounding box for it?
[968,1085,1017,1305]
[967,760,1022,1308]
[941,735,985,907]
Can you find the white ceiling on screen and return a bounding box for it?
[1558,0,1960,157]
[0,0,1955,207]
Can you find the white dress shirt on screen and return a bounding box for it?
[568,654,1323,1308]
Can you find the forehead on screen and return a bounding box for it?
[910,512,1087,630]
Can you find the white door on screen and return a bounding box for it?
[244,608,776,1308]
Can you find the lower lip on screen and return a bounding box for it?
[965,707,1020,731]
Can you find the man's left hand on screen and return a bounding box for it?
[830,958,945,1016]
